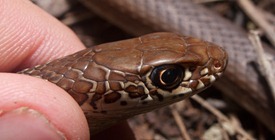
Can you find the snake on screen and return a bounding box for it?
[79,0,275,133]
[18,32,227,134]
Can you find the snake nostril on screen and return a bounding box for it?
[213,60,222,70]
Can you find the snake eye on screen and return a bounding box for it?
[150,65,184,90]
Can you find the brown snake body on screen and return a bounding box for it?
[19,32,227,134]
[79,0,275,133]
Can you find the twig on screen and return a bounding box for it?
[259,9,275,26]
[248,31,275,101]
[170,105,191,140]
[237,0,275,47]
[191,95,255,140]
[219,122,230,140]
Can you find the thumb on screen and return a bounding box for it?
[0,73,89,140]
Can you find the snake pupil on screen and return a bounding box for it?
[161,68,180,84]
[150,65,184,90]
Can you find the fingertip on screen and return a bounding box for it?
[0,73,89,140]
[0,0,86,71]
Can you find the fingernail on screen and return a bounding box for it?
[0,107,65,140]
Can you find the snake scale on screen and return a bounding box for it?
[19,32,227,134]
[79,0,275,133]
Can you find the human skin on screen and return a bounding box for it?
[0,0,135,139]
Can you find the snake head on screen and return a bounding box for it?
[19,32,227,134]
[87,32,227,117]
